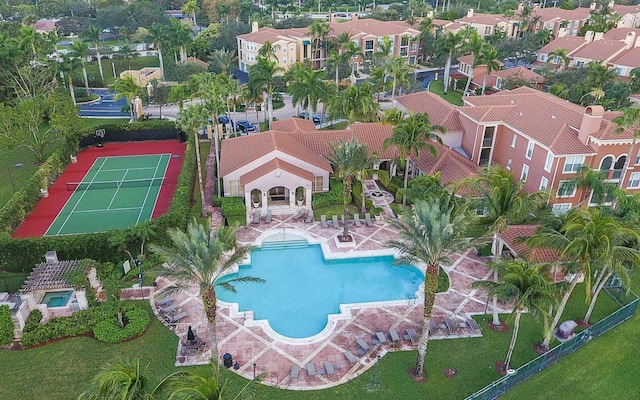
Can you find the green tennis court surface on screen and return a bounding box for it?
[45,154,171,236]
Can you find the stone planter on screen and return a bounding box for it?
[333,234,356,248]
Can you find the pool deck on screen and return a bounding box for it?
[151,213,510,389]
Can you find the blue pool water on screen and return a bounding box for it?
[42,290,73,308]
[216,242,423,338]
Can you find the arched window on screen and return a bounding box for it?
[599,156,613,171]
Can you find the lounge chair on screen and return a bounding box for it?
[332,215,340,228]
[445,318,458,334]
[429,320,437,334]
[156,297,173,307]
[168,311,188,324]
[292,210,305,220]
[161,303,181,314]
[290,365,300,379]
[264,209,272,223]
[324,361,336,375]
[354,214,362,227]
[343,351,358,364]
[467,318,481,331]
[405,328,418,343]
[389,329,401,343]
[364,213,374,227]
[305,212,314,223]
[306,363,317,376]
[321,215,328,228]
[356,338,370,355]
[375,332,388,344]
[252,211,260,224]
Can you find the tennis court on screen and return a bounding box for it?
[45,154,171,236]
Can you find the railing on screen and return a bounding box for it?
[465,290,639,400]
[259,240,309,250]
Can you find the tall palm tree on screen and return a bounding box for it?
[547,48,570,71]
[208,48,236,74]
[249,57,281,130]
[287,64,330,121]
[479,45,500,95]
[176,104,209,215]
[326,84,378,130]
[558,166,617,208]
[116,42,138,70]
[59,54,82,106]
[181,0,199,28]
[435,31,465,94]
[368,66,388,102]
[387,56,411,100]
[169,84,188,112]
[170,18,193,63]
[461,31,484,97]
[373,35,393,67]
[383,112,445,206]
[83,26,104,83]
[257,40,281,63]
[109,76,142,120]
[150,221,264,361]
[473,260,556,372]
[77,358,152,400]
[462,166,548,326]
[147,23,166,79]
[69,41,91,97]
[325,139,380,241]
[613,105,640,189]
[308,20,330,69]
[387,200,476,378]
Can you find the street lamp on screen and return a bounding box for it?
[8,163,24,193]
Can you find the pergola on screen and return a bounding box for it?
[20,260,81,293]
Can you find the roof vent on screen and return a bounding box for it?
[552,115,556,119]
[510,100,515,104]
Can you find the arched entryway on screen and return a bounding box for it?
[268,186,288,205]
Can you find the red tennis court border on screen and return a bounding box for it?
[12,140,187,238]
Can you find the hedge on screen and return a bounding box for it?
[220,197,246,218]
[0,130,195,272]
[0,305,13,345]
[312,179,344,208]
[352,181,375,212]
[93,305,150,343]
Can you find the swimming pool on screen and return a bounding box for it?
[216,241,423,338]
[41,290,73,308]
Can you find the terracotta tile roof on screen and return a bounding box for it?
[610,46,640,67]
[33,19,58,32]
[594,112,636,141]
[432,18,454,27]
[414,142,478,185]
[444,22,466,31]
[603,27,640,40]
[396,91,464,132]
[219,129,331,176]
[499,225,559,263]
[238,27,308,45]
[328,19,419,39]
[571,39,627,61]
[492,66,545,84]
[612,3,640,15]
[461,87,597,155]
[537,36,589,55]
[271,118,318,132]
[456,13,512,26]
[240,157,314,185]
[458,54,474,65]
[529,7,592,23]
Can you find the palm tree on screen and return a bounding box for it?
[461,31,484,97]
[77,358,152,400]
[326,84,378,130]
[208,48,236,74]
[373,35,393,68]
[170,18,193,63]
[386,200,476,378]
[109,76,142,120]
[613,106,640,189]
[59,54,82,106]
[249,57,281,130]
[435,31,465,94]
[182,0,199,28]
[383,112,445,206]
[257,40,281,63]
[558,166,617,208]
[473,260,556,372]
[308,20,330,69]
[462,166,549,326]
[547,48,570,71]
[150,221,264,361]
[169,84,188,112]
[387,56,410,100]
[368,66,388,102]
[325,50,343,88]
[147,23,166,79]
[83,26,104,83]
[287,64,330,121]
[479,45,500,95]
[116,42,138,70]
[69,41,91,97]
[19,26,38,59]
[325,139,380,241]
[176,104,209,215]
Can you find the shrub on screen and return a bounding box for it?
[312,179,344,208]
[0,305,14,345]
[21,307,109,347]
[93,305,150,343]
[220,197,246,218]
[352,181,375,212]
[23,309,43,333]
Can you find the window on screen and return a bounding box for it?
[283,47,287,53]
[365,40,374,50]
[616,67,625,76]
[628,172,640,188]
[400,48,407,56]
[229,180,243,197]
[511,134,517,148]
[544,152,554,172]
[484,26,492,35]
[563,155,584,173]
[506,159,512,170]
[557,180,576,198]
[526,140,534,160]
[496,77,502,89]
[540,176,549,190]
[552,203,571,215]
[411,44,418,52]
[521,164,529,182]
[312,176,324,192]
[540,54,548,62]
[401,36,409,46]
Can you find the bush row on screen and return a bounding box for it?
[0,305,13,345]
[92,306,150,343]
[312,179,344,208]
[220,197,246,218]
[0,132,196,272]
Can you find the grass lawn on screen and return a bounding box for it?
[428,79,464,106]
[321,121,349,130]
[0,272,29,292]
[85,56,160,86]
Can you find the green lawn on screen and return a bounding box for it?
[0,272,29,292]
[85,56,160,86]
[428,79,464,106]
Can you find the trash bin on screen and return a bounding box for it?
[223,353,233,368]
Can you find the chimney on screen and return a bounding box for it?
[584,30,595,43]
[590,2,597,10]
[578,106,604,144]
[45,251,59,264]
[624,31,636,47]
[635,36,640,48]
[467,8,474,18]
[251,21,259,33]
[593,32,604,41]
[352,13,358,21]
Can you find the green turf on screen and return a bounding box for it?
[45,154,170,236]
[428,79,464,106]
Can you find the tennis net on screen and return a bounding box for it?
[66,177,165,191]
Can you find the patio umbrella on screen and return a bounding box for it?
[187,326,195,342]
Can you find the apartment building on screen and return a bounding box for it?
[454,9,519,38]
[237,23,312,73]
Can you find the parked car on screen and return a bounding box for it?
[236,120,255,133]
[218,115,233,125]
[298,112,325,124]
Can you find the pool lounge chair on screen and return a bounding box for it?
[343,351,358,364]
[290,365,300,379]
[264,209,272,223]
[467,318,481,332]
[364,213,374,227]
[374,332,388,344]
[429,320,437,334]
[324,361,336,375]
[156,297,173,307]
[292,210,305,220]
[321,215,328,228]
[405,328,418,344]
[168,311,188,324]
[332,215,340,228]
[161,303,181,314]
[445,318,458,334]
[252,211,260,224]
[356,338,370,355]
[354,214,362,227]
[305,212,314,223]
[306,363,317,376]
[389,329,401,343]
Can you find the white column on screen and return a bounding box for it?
[245,192,252,223]
[289,188,295,207]
[306,187,312,207]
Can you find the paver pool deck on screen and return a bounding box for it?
[151,213,510,389]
